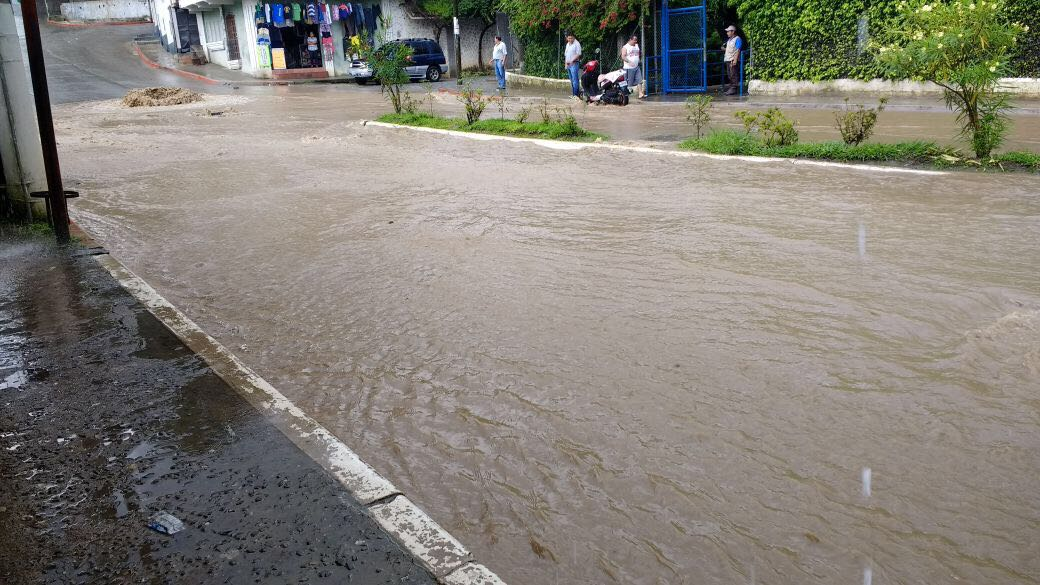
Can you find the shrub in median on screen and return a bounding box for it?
[835,98,888,146]
[377,113,602,141]
[684,95,714,139]
[457,83,489,124]
[734,107,799,147]
[679,130,941,162]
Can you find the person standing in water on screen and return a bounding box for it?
[621,35,645,99]
[490,36,508,91]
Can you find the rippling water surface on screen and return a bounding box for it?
[63,96,1040,584]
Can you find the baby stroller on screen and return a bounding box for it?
[598,70,629,105]
[580,60,629,106]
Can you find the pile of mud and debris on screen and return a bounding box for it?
[122,87,203,108]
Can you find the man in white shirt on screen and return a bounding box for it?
[564,33,582,99]
[621,35,644,99]
[490,36,508,90]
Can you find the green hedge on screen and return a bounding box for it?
[732,0,1039,80]
[519,30,565,79]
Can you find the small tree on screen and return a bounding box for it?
[457,82,488,124]
[684,95,714,139]
[875,0,1028,158]
[734,108,798,146]
[365,17,413,114]
[834,97,888,146]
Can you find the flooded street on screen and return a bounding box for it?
[58,93,1040,585]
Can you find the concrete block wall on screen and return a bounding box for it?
[59,0,150,22]
[379,0,500,70]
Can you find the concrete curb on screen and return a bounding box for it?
[363,120,948,176]
[47,18,150,28]
[505,71,570,90]
[90,252,506,585]
[749,77,1040,98]
[132,41,219,85]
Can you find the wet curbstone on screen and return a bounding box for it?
[89,252,510,584]
[94,254,401,504]
[370,496,472,577]
[443,563,509,585]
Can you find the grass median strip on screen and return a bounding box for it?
[679,130,1040,172]
[377,113,605,142]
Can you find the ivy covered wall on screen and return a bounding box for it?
[731,0,1039,80]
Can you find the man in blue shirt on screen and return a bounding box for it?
[723,25,743,95]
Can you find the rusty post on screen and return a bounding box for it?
[20,0,70,244]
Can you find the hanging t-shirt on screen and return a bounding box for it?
[306,3,318,23]
[271,3,285,26]
[254,3,264,24]
[291,2,301,21]
[331,4,338,20]
[338,3,348,20]
[264,3,272,23]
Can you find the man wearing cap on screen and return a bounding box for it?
[723,25,743,96]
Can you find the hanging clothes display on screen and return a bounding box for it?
[320,21,334,63]
[271,2,285,27]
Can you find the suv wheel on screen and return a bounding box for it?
[355,77,368,85]
[426,66,441,82]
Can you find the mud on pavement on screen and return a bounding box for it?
[0,234,437,585]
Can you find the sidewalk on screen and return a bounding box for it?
[134,40,356,86]
[0,231,438,584]
[135,39,255,85]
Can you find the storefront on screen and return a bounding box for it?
[168,0,466,79]
[246,1,383,78]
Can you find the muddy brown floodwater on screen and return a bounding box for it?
[59,93,1039,585]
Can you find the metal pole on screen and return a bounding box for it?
[453,0,461,85]
[20,0,69,244]
[640,13,645,95]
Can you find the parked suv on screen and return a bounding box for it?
[348,38,447,84]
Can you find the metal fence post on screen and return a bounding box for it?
[739,49,745,98]
[661,0,669,93]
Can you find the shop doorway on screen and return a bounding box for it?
[277,23,321,69]
[174,8,201,53]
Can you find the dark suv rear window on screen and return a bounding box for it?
[409,41,428,55]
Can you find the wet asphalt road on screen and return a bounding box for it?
[0,234,437,584]
[41,21,208,104]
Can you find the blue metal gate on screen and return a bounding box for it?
[661,0,706,93]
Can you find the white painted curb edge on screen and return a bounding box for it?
[92,253,506,585]
[364,120,948,176]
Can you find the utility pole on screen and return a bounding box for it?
[20,0,70,244]
[452,0,461,85]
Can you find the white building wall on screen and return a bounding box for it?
[59,0,150,21]
[0,0,48,218]
[148,0,177,51]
